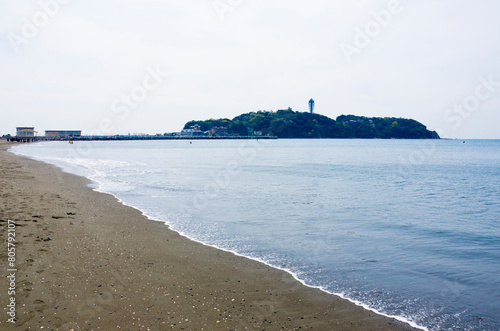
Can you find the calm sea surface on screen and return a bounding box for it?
[11,139,500,330]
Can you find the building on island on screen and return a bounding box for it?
[309,98,315,114]
[45,130,82,139]
[209,126,229,137]
[180,125,208,137]
[16,127,37,138]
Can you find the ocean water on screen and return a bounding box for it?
[11,139,500,330]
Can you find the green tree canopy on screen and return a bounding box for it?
[184,110,440,139]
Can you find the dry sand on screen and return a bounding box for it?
[0,140,418,330]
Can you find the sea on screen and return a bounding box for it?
[10,139,500,331]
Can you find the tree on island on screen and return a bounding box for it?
[184,109,440,139]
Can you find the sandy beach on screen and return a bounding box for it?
[0,140,417,330]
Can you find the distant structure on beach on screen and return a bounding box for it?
[16,127,36,138]
[309,99,315,114]
[45,130,82,139]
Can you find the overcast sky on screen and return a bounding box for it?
[1,0,500,138]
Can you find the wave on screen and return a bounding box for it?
[9,144,428,330]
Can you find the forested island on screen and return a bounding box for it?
[184,109,440,139]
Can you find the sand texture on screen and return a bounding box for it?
[0,140,417,330]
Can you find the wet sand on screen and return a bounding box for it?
[0,140,418,330]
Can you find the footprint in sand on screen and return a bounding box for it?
[13,310,35,326]
[17,280,33,298]
[33,299,48,313]
[49,316,63,327]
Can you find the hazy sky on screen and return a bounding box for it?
[1,0,500,138]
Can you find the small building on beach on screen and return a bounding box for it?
[16,127,36,138]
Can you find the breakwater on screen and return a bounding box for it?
[5,135,276,143]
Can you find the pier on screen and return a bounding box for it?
[70,135,276,141]
[5,135,277,143]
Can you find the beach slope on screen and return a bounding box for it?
[0,141,417,330]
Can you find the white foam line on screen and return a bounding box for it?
[11,148,429,331]
[162,227,429,331]
[113,202,429,331]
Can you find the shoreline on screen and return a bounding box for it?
[130,204,426,331]
[1,140,419,330]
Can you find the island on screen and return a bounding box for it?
[184,109,440,139]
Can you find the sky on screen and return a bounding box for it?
[1,0,500,138]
